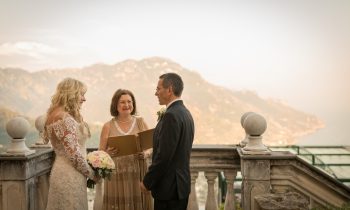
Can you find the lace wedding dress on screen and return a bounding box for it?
[44,115,95,210]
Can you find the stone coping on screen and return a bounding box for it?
[0,147,53,161]
[237,148,296,159]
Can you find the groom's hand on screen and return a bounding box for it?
[140,181,149,192]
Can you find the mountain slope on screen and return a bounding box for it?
[0,57,324,146]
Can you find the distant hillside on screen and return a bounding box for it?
[0,57,324,146]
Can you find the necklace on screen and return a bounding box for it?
[116,116,132,123]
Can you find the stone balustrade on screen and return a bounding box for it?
[189,145,240,210]
[1,114,350,210]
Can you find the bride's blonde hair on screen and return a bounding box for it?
[47,78,86,122]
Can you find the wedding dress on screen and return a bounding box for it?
[44,115,95,210]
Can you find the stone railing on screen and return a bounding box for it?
[269,152,350,208]
[1,114,350,210]
[239,149,350,210]
[188,144,240,210]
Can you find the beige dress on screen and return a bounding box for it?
[102,116,153,210]
[44,114,94,210]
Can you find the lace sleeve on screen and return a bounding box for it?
[53,116,95,179]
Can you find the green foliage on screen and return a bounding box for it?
[219,202,242,210]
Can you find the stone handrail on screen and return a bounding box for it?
[270,152,350,208]
[239,149,350,209]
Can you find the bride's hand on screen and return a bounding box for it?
[93,174,101,182]
[93,177,101,183]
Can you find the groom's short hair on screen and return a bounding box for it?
[160,73,183,97]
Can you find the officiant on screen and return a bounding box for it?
[94,89,153,210]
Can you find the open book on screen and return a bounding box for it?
[107,128,154,157]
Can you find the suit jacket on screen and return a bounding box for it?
[143,100,194,200]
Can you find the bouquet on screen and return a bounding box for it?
[86,150,115,189]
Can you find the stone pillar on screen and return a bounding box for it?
[205,171,218,210]
[224,170,237,210]
[239,113,271,210]
[187,171,199,210]
[0,116,54,210]
[0,149,53,210]
[241,159,271,210]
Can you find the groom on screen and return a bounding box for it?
[140,72,195,210]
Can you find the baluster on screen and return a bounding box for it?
[205,171,218,210]
[224,170,237,210]
[187,170,199,210]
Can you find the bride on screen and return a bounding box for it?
[44,78,99,210]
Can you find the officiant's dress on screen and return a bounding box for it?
[101,116,153,210]
[44,115,95,210]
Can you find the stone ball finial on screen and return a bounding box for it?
[6,116,30,139]
[35,114,47,132]
[240,112,255,127]
[243,113,267,136]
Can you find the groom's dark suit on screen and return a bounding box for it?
[143,100,194,209]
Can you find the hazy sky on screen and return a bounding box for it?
[0,0,349,118]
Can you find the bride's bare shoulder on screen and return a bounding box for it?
[46,108,71,126]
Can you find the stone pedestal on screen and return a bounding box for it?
[239,149,271,210]
[0,148,54,210]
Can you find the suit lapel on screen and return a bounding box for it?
[153,100,183,150]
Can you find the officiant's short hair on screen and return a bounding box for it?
[110,89,137,116]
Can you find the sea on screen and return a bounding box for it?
[296,113,350,146]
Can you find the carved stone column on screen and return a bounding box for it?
[224,170,237,210]
[240,157,271,210]
[205,171,218,210]
[239,113,271,209]
[187,170,199,210]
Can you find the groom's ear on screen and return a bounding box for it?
[168,86,173,94]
